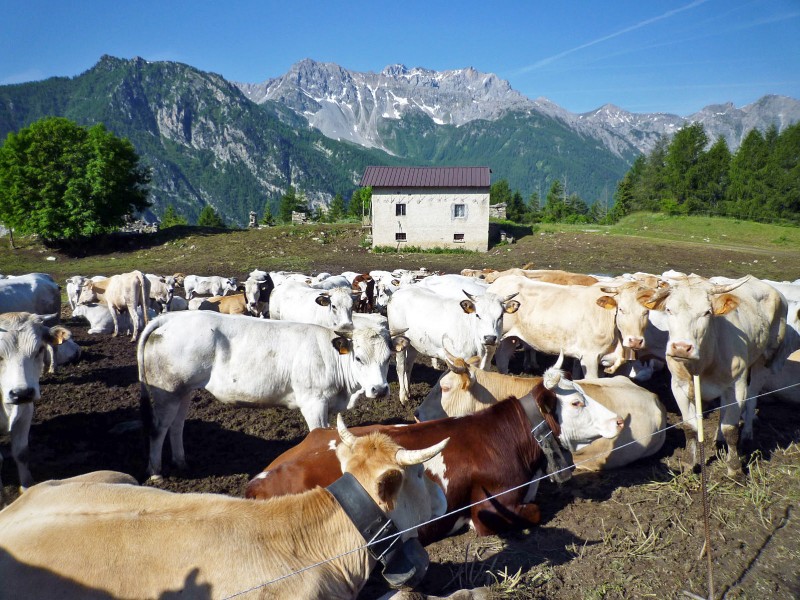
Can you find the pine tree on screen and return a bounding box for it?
[261,203,275,226]
[161,204,187,228]
[197,205,226,228]
[328,193,346,222]
[279,186,298,224]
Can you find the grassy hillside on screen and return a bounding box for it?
[1,214,798,294]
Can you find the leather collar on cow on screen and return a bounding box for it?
[518,392,573,484]
[327,472,429,588]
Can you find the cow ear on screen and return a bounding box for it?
[504,300,521,314]
[315,294,331,307]
[596,296,618,310]
[636,289,666,311]
[712,293,740,315]
[48,325,72,345]
[332,337,352,355]
[376,468,403,511]
[460,299,476,314]
[392,335,410,353]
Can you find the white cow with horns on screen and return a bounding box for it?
[138,311,410,479]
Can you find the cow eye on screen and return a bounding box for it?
[355,356,363,364]
[441,385,450,392]
[665,308,673,315]
[571,400,583,408]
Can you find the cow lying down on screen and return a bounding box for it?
[247,378,622,544]
[415,352,665,471]
[0,418,449,599]
[72,303,156,335]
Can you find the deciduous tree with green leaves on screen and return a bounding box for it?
[0,116,150,243]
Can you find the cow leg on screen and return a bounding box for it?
[299,398,329,430]
[494,338,515,374]
[471,491,541,535]
[129,302,140,342]
[578,356,600,379]
[396,346,418,405]
[166,395,192,471]
[9,403,35,491]
[109,305,120,337]
[147,391,187,479]
[720,379,747,477]
[671,378,698,470]
[479,344,495,371]
[743,366,768,443]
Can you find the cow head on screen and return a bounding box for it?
[221,278,238,296]
[416,349,486,421]
[596,281,654,351]
[459,291,520,347]
[0,317,59,405]
[244,276,274,317]
[76,281,99,305]
[335,415,448,567]
[637,276,747,363]
[333,327,409,399]
[315,287,355,330]
[541,355,624,452]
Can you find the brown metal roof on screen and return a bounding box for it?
[360,166,491,188]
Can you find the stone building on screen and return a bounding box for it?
[362,166,490,252]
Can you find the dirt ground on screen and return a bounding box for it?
[2,294,799,599]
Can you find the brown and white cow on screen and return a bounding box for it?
[78,270,151,342]
[351,273,375,313]
[488,276,656,377]
[190,293,248,315]
[0,418,448,599]
[638,274,788,476]
[415,353,664,471]
[247,388,575,544]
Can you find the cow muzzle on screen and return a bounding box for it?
[380,537,429,589]
[7,387,36,405]
[668,341,696,360]
[369,383,390,398]
[483,335,498,346]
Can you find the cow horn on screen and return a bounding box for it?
[710,275,750,295]
[334,328,353,339]
[462,290,477,301]
[389,327,408,338]
[396,437,450,466]
[502,292,519,303]
[553,349,565,370]
[441,339,467,374]
[336,414,358,448]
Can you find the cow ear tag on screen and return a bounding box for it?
[332,337,351,355]
[459,299,476,314]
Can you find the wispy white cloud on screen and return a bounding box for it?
[513,0,711,75]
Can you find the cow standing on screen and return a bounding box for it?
[78,270,151,342]
[638,274,787,476]
[0,315,68,504]
[138,311,409,478]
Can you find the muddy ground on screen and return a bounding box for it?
[2,295,799,599]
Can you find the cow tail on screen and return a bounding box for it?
[137,316,162,442]
[137,271,150,325]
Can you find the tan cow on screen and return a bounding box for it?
[487,276,655,377]
[483,268,600,286]
[638,274,787,476]
[415,353,665,470]
[78,270,151,342]
[192,293,248,315]
[0,417,449,599]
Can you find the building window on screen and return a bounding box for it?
[453,233,465,243]
[454,203,466,218]
[396,203,406,216]
[395,232,407,242]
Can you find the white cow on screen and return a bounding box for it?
[415,273,490,297]
[138,311,409,478]
[0,316,66,504]
[638,274,788,476]
[0,420,447,600]
[183,275,237,300]
[269,281,355,330]
[65,276,87,310]
[146,274,174,313]
[0,273,61,318]
[243,273,274,317]
[387,286,519,404]
[72,303,155,335]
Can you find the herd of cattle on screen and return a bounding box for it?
[1,265,799,598]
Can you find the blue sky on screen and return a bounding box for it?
[1,0,798,115]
